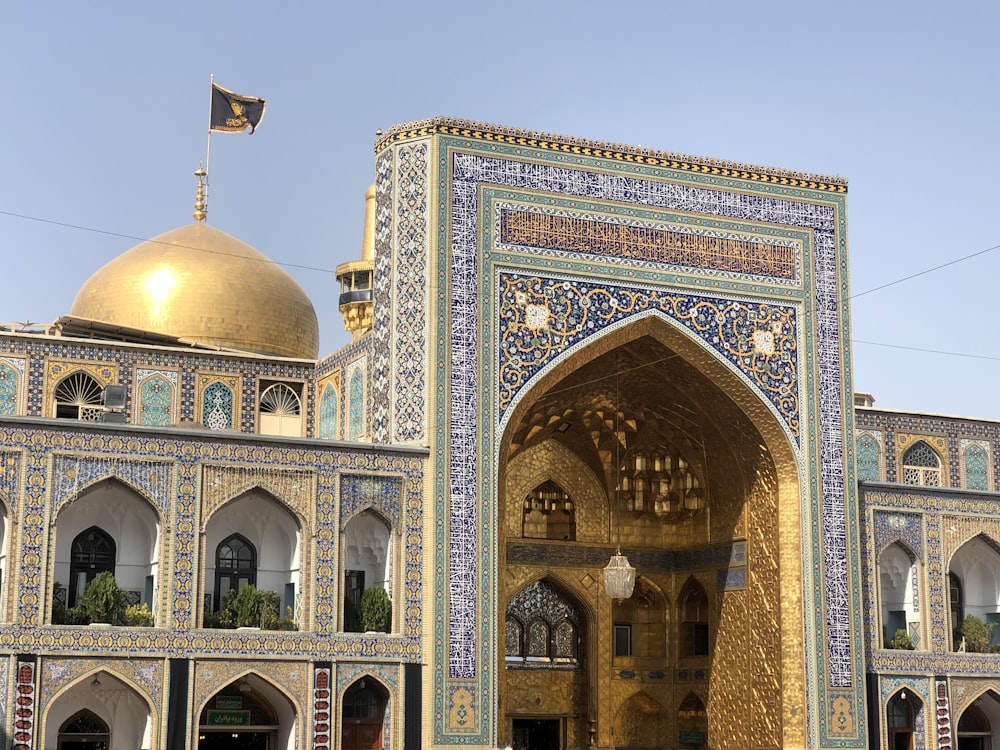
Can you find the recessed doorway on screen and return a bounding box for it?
[512,717,562,750]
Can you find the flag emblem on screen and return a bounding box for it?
[210,84,266,134]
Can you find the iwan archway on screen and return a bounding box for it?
[497,316,803,750]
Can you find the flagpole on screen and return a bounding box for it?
[204,73,215,222]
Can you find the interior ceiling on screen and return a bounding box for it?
[506,336,754,494]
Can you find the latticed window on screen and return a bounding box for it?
[965,444,989,491]
[505,580,581,667]
[857,434,880,482]
[54,371,104,420]
[902,442,941,486]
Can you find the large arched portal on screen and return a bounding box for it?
[498,322,802,750]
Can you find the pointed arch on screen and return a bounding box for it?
[136,372,174,426]
[341,675,391,750]
[53,477,162,618]
[0,360,20,415]
[197,673,297,750]
[614,690,669,748]
[505,439,608,543]
[886,688,922,750]
[348,366,365,441]
[318,382,339,440]
[203,487,303,628]
[678,577,710,658]
[964,442,990,491]
[856,432,881,482]
[342,508,394,632]
[496,312,804,747]
[901,440,943,487]
[43,668,158,750]
[202,379,235,430]
[613,575,667,662]
[877,541,920,648]
[948,534,1000,650]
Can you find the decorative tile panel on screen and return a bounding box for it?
[393,143,429,443]
[135,369,177,427]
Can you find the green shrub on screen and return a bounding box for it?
[79,572,126,625]
[359,586,391,632]
[124,602,154,627]
[887,628,914,650]
[961,615,995,653]
[214,585,288,630]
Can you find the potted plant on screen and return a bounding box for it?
[887,628,914,650]
[359,586,391,633]
[79,572,127,626]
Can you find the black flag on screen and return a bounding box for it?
[210,83,266,134]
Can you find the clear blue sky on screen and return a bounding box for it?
[3,2,999,419]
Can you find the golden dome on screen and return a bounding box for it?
[70,223,319,359]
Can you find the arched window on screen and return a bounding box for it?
[505,615,524,659]
[613,576,667,661]
[857,433,881,482]
[214,534,257,610]
[902,442,941,487]
[505,580,582,667]
[259,382,303,437]
[69,526,116,607]
[318,383,338,440]
[949,537,1000,651]
[965,444,990,491]
[527,618,551,660]
[878,543,919,648]
[887,692,914,750]
[54,372,104,421]
[522,480,576,541]
[680,580,710,657]
[59,709,110,750]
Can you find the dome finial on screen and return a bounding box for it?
[193,167,207,222]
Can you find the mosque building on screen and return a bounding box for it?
[0,116,996,750]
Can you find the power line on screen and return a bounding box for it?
[0,209,336,275]
[5,207,1000,364]
[852,339,1000,362]
[851,242,1000,299]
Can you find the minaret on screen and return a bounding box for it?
[335,184,375,339]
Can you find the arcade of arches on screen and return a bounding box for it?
[498,326,804,750]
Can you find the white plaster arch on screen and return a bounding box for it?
[42,668,156,750]
[202,488,302,622]
[52,477,161,613]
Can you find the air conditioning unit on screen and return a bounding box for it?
[102,385,127,409]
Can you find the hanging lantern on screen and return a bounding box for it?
[603,547,636,600]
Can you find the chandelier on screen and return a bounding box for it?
[604,372,636,601]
